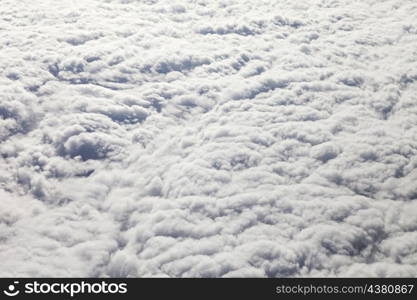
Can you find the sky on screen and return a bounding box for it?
[0,0,417,277]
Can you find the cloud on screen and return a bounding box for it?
[0,0,417,277]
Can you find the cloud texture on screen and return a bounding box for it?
[1,0,417,277]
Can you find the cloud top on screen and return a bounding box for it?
[1,0,417,277]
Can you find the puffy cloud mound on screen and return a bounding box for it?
[1,0,417,277]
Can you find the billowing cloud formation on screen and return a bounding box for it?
[1,0,417,277]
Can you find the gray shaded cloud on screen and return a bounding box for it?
[0,0,417,277]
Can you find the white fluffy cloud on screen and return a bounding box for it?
[1,0,417,277]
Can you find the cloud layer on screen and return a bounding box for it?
[1,0,417,277]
